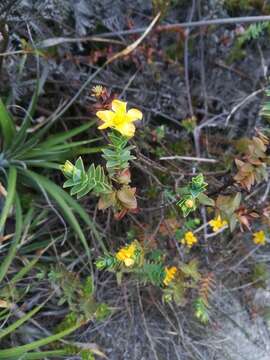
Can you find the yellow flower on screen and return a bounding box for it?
[253,231,266,246]
[209,215,227,232]
[163,266,177,286]
[181,231,198,248]
[115,242,137,267]
[96,99,143,137]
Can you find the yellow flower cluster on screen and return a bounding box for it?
[253,231,266,246]
[96,99,142,138]
[209,215,227,232]
[181,231,198,248]
[163,266,177,286]
[115,242,137,267]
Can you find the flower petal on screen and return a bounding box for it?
[98,122,112,130]
[112,99,127,113]
[127,108,143,122]
[115,122,135,137]
[96,110,115,123]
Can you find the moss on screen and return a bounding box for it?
[225,0,270,14]
[225,0,252,13]
[168,138,193,154]
[227,20,270,64]
[152,0,171,17]
[165,41,185,62]
[251,263,269,288]
[226,39,247,64]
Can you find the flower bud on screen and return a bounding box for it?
[117,169,131,184]
[124,258,135,267]
[185,199,194,208]
[60,160,75,177]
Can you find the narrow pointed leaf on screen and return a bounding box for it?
[0,166,17,234]
[0,98,15,149]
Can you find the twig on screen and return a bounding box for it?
[107,12,161,63]
[48,12,161,124]
[260,181,270,203]
[0,50,25,57]
[36,36,123,48]
[137,284,159,360]
[160,156,218,163]
[198,0,208,117]
[229,245,260,273]
[0,36,124,56]
[184,0,196,117]
[0,0,21,17]
[206,226,228,238]
[225,88,264,126]
[119,69,139,98]
[97,16,270,38]
[193,112,228,157]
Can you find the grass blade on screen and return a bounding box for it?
[60,185,107,252]
[0,323,81,358]
[22,170,91,259]
[13,122,97,161]
[37,121,96,148]
[0,98,15,149]
[0,302,44,340]
[23,161,61,169]
[0,194,22,282]
[9,74,43,152]
[8,350,67,359]
[25,138,101,155]
[0,166,17,234]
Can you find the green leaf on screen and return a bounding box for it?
[0,195,22,282]
[0,166,17,234]
[136,263,165,287]
[75,156,85,172]
[6,350,67,360]
[176,174,208,217]
[180,259,201,282]
[76,181,95,199]
[176,195,196,217]
[0,98,16,149]
[10,255,42,285]
[34,121,95,149]
[101,131,135,174]
[61,158,112,198]
[9,73,44,152]
[0,302,44,340]
[229,214,238,232]
[63,178,77,188]
[261,88,270,120]
[190,174,207,197]
[197,193,215,207]
[83,276,94,296]
[0,323,81,359]
[95,303,111,321]
[232,192,242,210]
[70,177,89,196]
[22,170,91,260]
[24,161,61,169]
[96,254,118,270]
[194,297,210,324]
[59,187,106,252]
[171,281,186,306]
